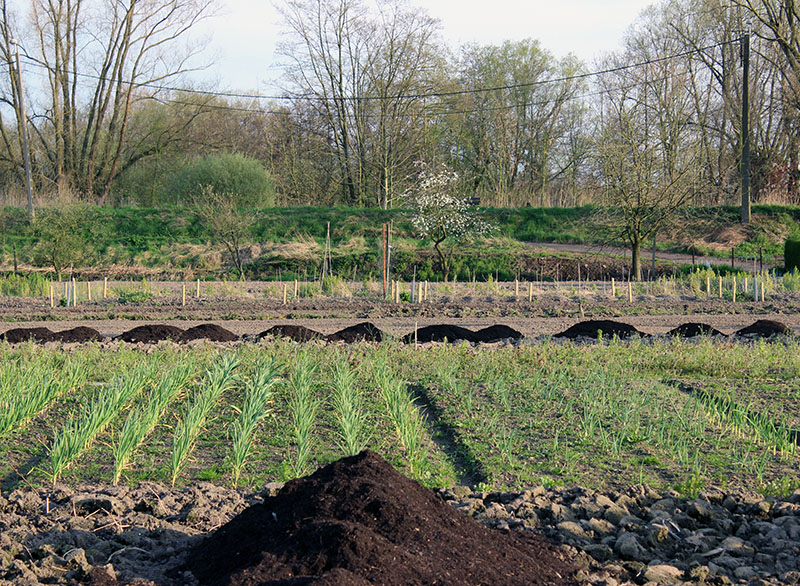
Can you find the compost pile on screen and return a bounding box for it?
[184,450,578,586]
[555,319,644,340]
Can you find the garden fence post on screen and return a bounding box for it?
[611,278,616,298]
[182,284,186,306]
[283,283,287,304]
[196,279,200,298]
[628,281,632,303]
[103,277,108,298]
[87,282,91,302]
[528,282,532,302]
[732,277,736,303]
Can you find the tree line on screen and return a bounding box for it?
[2,0,800,214]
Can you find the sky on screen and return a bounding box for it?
[196,0,658,94]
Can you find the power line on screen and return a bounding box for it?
[16,38,736,105]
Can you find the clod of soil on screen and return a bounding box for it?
[117,324,185,343]
[184,451,578,586]
[472,324,524,342]
[326,322,383,343]
[258,324,324,342]
[735,319,793,338]
[667,322,726,338]
[180,323,239,342]
[53,326,104,343]
[0,327,56,343]
[402,324,477,344]
[554,319,644,340]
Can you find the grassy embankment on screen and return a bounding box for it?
[1,204,799,281]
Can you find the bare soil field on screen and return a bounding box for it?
[2,286,800,339]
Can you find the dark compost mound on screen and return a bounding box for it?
[117,324,185,343]
[402,324,477,344]
[472,324,524,342]
[667,322,726,338]
[327,322,383,343]
[0,327,55,343]
[555,319,644,340]
[184,451,578,586]
[259,324,324,343]
[53,326,104,343]
[735,319,793,338]
[180,323,239,342]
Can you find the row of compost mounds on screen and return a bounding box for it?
[182,450,578,586]
[553,318,792,340]
[0,319,793,345]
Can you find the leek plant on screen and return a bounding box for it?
[287,352,319,478]
[113,364,194,484]
[50,364,153,483]
[170,354,239,485]
[229,360,280,486]
[330,358,369,456]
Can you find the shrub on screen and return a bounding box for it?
[168,153,275,207]
[785,237,800,272]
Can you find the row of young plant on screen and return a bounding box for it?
[0,342,439,488]
[0,338,798,494]
[398,337,800,495]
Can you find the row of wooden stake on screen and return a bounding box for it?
[46,274,770,308]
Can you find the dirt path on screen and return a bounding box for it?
[526,241,780,272]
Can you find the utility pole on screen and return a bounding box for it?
[740,25,751,224]
[11,40,34,222]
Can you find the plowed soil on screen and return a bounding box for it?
[184,451,578,586]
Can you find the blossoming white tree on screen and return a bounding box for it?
[403,163,491,280]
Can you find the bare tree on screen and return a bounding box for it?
[0,0,216,202]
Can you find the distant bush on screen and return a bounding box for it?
[169,153,275,207]
[785,237,800,272]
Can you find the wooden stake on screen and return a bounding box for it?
[611,278,616,298]
[49,284,54,308]
[294,279,298,298]
[528,282,533,302]
[627,281,633,303]
[424,280,428,301]
[732,276,737,303]
[283,283,287,304]
[418,281,423,303]
[744,277,748,294]
[182,283,186,306]
[718,275,723,298]
[706,276,711,296]
[64,281,68,298]
[103,277,108,299]
[761,278,765,302]
[196,278,200,298]
[72,278,77,306]
[87,281,91,302]
[390,280,395,301]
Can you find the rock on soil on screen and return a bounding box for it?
[117,324,185,343]
[0,326,55,343]
[184,451,578,586]
[258,324,324,342]
[555,320,645,340]
[326,322,383,343]
[667,322,726,338]
[180,324,239,342]
[735,319,793,338]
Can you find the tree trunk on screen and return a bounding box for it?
[631,237,642,281]
[433,238,448,281]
